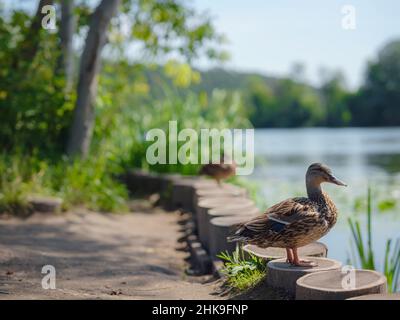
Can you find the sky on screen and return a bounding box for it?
[5,0,400,89]
[192,0,400,89]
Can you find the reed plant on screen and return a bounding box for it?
[348,187,400,292]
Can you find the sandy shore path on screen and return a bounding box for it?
[0,201,220,300]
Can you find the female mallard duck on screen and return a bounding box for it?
[229,163,347,267]
[199,157,236,186]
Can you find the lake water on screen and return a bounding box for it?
[246,127,400,268]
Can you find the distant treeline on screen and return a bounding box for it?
[188,40,400,128]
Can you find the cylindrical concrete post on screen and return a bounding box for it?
[348,293,400,300]
[171,178,218,212]
[159,174,182,210]
[203,205,260,250]
[171,178,197,211]
[267,257,342,296]
[196,198,255,248]
[296,269,387,300]
[193,185,247,208]
[28,196,63,214]
[209,214,259,258]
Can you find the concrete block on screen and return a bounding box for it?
[243,242,328,260]
[202,205,260,250]
[267,257,342,296]
[171,177,217,211]
[171,178,197,211]
[296,269,387,300]
[196,198,255,249]
[28,196,63,214]
[209,214,259,258]
[212,259,225,279]
[159,174,182,209]
[193,185,247,207]
[187,236,212,275]
[348,293,400,300]
[124,170,164,195]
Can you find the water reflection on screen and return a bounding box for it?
[253,127,400,180]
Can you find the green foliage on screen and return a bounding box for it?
[189,38,400,128]
[130,0,227,61]
[378,198,397,212]
[239,71,351,128]
[0,2,232,214]
[320,70,352,126]
[47,158,128,212]
[348,187,375,269]
[348,187,400,292]
[0,10,74,155]
[95,60,251,175]
[218,247,267,291]
[0,156,33,217]
[349,40,400,126]
[0,154,128,215]
[384,239,400,292]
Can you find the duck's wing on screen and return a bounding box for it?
[264,197,316,226]
[231,198,316,240]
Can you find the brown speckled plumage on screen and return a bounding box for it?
[229,163,346,251]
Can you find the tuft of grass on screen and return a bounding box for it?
[0,175,32,217]
[348,186,400,292]
[0,155,41,216]
[217,247,267,291]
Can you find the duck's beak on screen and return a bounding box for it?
[329,174,347,187]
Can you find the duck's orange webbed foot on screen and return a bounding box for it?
[285,248,294,264]
[290,247,318,267]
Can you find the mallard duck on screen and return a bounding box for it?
[228,163,347,267]
[199,156,236,186]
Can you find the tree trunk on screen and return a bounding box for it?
[66,0,121,158]
[57,0,76,92]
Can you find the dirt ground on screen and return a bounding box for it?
[0,200,222,300]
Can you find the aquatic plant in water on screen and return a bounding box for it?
[348,187,400,292]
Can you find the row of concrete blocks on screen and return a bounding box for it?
[123,170,257,258]
[123,170,398,300]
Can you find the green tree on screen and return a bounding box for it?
[350,40,400,126]
[247,76,324,128]
[245,76,277,128]
[319,70,351,126]
[65,0,226,157]
[0,0,225,157]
